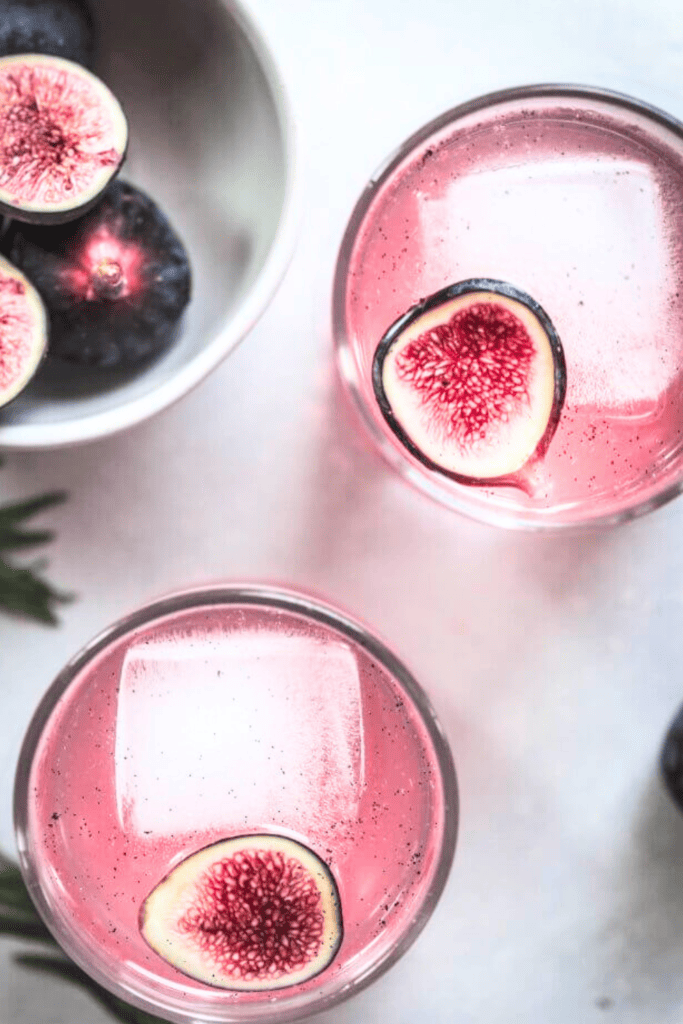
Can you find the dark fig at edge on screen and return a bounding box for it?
[372,279,567,487]
[661,702,683,812]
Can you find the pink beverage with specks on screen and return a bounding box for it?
[15,587,457,1024]
[334,86,683,527]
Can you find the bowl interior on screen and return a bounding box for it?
[0,0,292,448]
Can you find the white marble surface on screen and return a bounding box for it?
[3,0,683,1021]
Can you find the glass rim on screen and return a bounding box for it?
[13,582,459,1024]
[331,82,683,531]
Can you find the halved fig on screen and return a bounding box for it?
[372,279,566,485]
[0,53,127,224]
[0,252,47,407]
[8,179,192,367]
[140,835,343,992]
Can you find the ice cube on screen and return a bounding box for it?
[419,157,674,407]
[114,629,365,840]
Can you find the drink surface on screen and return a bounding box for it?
[24,598,446,1007]
[343,90,683,523]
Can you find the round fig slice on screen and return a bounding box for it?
[140,835,343,992]
[0,53,127,224]
[372,279,566,486]
[0,0,96,68]
[0,252,47,408]
[8,179,192,367]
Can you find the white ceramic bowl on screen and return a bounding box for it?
[0,0,297,449]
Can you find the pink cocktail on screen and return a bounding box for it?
[14,585,457,1023]
[334,85,683,527]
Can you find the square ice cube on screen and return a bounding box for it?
[419,157,673,406]
[114,630,365,839]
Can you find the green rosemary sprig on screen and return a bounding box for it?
[15,955,171,1024]
[0,857,169,1024]
[0,487,70,623]
[0,479,159,1022]
[0,858,54,944]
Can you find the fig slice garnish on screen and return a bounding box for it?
[0,53,127,224]
[140,834,343,992]
[372,279,566,486]
[0,252,47,408]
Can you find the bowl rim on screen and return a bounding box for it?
[14,581,459,1023]
[0,0,300,451]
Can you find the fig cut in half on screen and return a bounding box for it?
[140,835,343,992]
[372,279,567,486]
[0,53,127,224]
[0,252,47,407]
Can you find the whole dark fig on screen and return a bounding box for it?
[9,180,191,367]
[0,0,95,68]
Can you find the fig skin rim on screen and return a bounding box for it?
[0,156,128,225]
[138,832,344,993]
[371,278,567,488]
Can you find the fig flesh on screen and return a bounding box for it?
[0,251,47,407]
[141,835,343,991]
[0,0,95,67]
[0,53,127,224]
[372,279,566,485]
[8,179,192,367]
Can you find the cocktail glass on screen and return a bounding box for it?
[333,84,683,528]
[14,584,457,1023]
